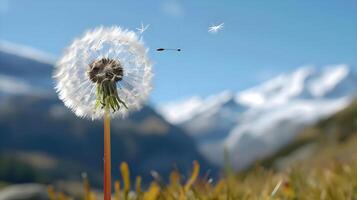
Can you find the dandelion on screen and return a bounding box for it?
[54,26,152,120]
[53,26,153,200]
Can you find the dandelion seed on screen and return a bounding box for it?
[136,22,150,34]
[156,48,181,52]
[208,23,224,33]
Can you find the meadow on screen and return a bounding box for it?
[47,101,357,200]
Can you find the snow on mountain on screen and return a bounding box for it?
[221,98,350,169]
[158,65,357,169]
[0,74,44,95]
[180,91,247,142]
[237,64,356,108]
[0,41,54,95]
[308,65,357,98]
[159,91,248,142]
[237,66,316,107]
[159,91,244,124]
[158,96,204,124]
[308,65,350,97]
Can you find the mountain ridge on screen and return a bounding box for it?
[0,46,216,185]
[158,65,357,169]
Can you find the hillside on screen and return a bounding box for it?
[0,48,215,186]
[0,46,53,96]
[0,94,215,186]
[255,99,357,170]
[4,98,355,200]
[158,65,357,169]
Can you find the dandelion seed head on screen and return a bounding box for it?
[54,26,153,120]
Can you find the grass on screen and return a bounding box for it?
[47,160,357,200]
[47,101,357,200]
[47,136,357,200]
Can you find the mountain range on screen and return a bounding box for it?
[0,41,54,96]
[1,41,356,176]
[158,65,357,169]
[0,42,214,186]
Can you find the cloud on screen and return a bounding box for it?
[161,0,184,18]
[0,40,56,64]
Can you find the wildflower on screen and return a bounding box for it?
[54,26,153,120]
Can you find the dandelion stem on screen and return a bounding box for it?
[104,108,112,200]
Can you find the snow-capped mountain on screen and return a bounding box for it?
[158,91,248,142]
[157,65,357,169]
[237,65,356,107]
[158,96,204,124]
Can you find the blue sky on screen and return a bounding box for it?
[1,0,357,103]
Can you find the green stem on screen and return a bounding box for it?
[95,80,127,112]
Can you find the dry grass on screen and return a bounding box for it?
[47,101,357,200]
[48,135,357,200]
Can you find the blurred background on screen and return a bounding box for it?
[0,0,356,199]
